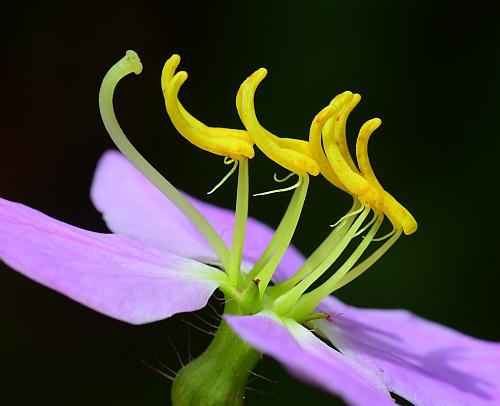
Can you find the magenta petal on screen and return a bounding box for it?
[91,150,304,278]
[226,312,394,406]
[316,297,500,405]
[90,150,216,263]
[0,198,225,324]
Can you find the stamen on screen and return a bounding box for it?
[371,226,397,241]
[356,118,384,189]
[161,54,205,130]
[269,199,361,298]
[319,97,382,210]
[332,229,402,291]
[323,126,381,208]
[238,68,320,176]
[253,176,302,197]
[308,104,346,191]
[161,55,254,160]
[227,158,249,285]
[318,92,417,236]
[273,172,295,183]
[353,212,378,237]
[271,206,371,315]
[251,175,310,295]
[98,50,230,270]
[324,92,361,173]
[246,175,308,282]
[206,159,239,195]
[288,214,384,321]
[330,204,366,228]
[355,117,418,235]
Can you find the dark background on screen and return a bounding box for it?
[2,1,499,405]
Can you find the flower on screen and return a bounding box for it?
[2,50,499,406]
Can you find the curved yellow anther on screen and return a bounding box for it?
[381,193,418,235]
[318,91,417,235]
[308,105,348,191]
[238,68,320,176]
[161,54,254,160]
[325,92,362,173]
[320,91,380,206]
[356,118,384,189]
[356,118,418,235]
[322,91,355,144]
[323,134,381,208]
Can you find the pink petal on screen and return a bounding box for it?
[0,197,225,325]
[315,296,500,405]
[226,312,394,406]
[90,150,304,279]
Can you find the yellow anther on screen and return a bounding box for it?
[355,118,417,235]
[238,68,320,176]
[161,54,254,160]
[318,91,379,206]
[356,118,384,189]
[309,104,348,191]
[381,192,418,235]
[314,89,417,235]
[323,133,381,208]
[325,92,362,173]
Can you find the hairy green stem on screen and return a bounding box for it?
[171,302,260,406]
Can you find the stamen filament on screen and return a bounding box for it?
[246,176,306,282]
[99,50,230,269]
[353,212,378,237]
[269,199,360,298]
[330,204,365,228]
[251,175,309,295]
[289,214,384,320]
[333,229,402,291]
[371,227,397,241]
[252,175,302,197]
[273,172,295,183]
[227,158,249,285]
[272,207,371,315]
[207,159,238,195]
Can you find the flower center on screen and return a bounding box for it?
[99,50,418,324]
